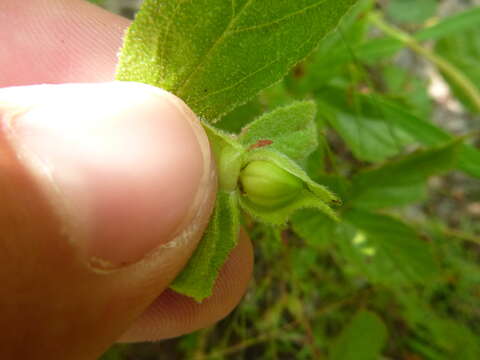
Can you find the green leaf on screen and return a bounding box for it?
[170,191,240,302]
[239,101,318,164]
[343,209,440,285]
[258,81,297,111]
[316,89,415,163]
[349,141,461,208]
[116,0,357,121]
[362,6,480,62]
[291,209,336,248]
[436,27,480,114]
[433,321,480,360]
[375,97,480,178]
[415,6,480,42]
[382,65,433,120]
[395,291,480,360]
[387,0,437,24]
[216,98,264,133]
[330,310,388,360]
[352,140,460,187]
[285,0,374,94]
[350,183,427,210]
[239,149,340,224]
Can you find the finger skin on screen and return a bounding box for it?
[0,99,216,359]
[120,231,254,342]
[0,0,255,350]
[0,0,129,86]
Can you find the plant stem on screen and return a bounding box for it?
[443,228,480,246]
[368,12,480,114]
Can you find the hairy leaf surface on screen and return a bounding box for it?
[170,191,240,302]
[116,0,357,120]
[239,101,318,164]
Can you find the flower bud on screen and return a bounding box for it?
[239,160,304,208]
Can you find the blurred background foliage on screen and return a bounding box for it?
[92,0,480,358]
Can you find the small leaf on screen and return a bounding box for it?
[376,97,480,178]
[116,0,357,121]
[350,182,427,210]
[387,0,437,24]
[239,101,318,164]
[170,191,240,302]
[396,292,480,360]
[291,209,336,247]
[216,98,264,133]
[316,89,415,163]
[330,310,388,360]
[285,0,374,93]
[330,6,480,67]
[351,141,461,203]
[343,209,440,284]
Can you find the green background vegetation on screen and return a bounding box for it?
[92,0,480,358]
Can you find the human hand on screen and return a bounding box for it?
[0,1,253,359]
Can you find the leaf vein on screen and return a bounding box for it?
[229,0,329,35]
[193,28,317,114]
[158,1,184,79]
[193,57,282,107]
[174,0,255,95]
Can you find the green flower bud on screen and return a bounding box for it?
[239,160,304,208]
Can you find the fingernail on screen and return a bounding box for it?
[2,82,213,268]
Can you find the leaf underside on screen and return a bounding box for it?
[170,191,240,302]
[116,0,357,121]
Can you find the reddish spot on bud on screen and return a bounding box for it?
[248,139,273,151]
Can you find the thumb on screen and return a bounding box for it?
[0,82,215,360]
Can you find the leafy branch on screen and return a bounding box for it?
[368,11,480,113]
